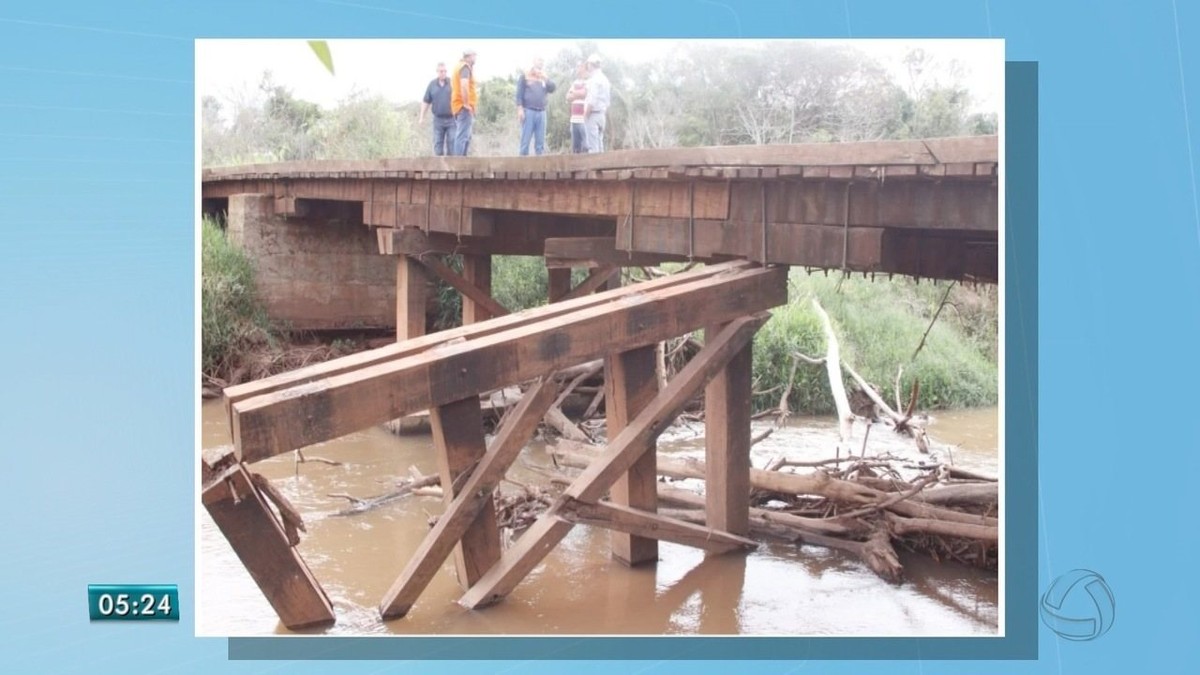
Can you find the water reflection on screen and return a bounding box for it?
[197,399,999,636]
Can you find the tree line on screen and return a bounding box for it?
[202,42,996,166]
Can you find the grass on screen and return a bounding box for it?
[751,270,998,414]
[201,217,274,380]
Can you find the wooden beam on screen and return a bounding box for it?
[547,268,572,304]
[231,263,787,463]
[558,498,758,554]
[429,397,500,589]
[605,345,659,566]
[544,237,698,269]
[223,261,743,412]
[557,266,618,302]
[396,255,426,341]
[412,254,508,320]
[461,254,494,324]
[704,324,753,538]
[202,463,335,629]
[457,313,768,609]
[378,378,559,619]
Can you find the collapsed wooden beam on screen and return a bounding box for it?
[458,313,769,609]
[379,378,559,619]
[231,262,787,463]
[202,462,335,629]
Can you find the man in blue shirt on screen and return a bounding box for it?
[418,62,454,156]
[515,57,557,156]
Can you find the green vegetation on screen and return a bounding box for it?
[201,217,273,379]
[752,271,997,414]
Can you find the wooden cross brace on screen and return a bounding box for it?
[456,312,767,610]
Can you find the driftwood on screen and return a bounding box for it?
[551,444,996,581]
[328,468,442,516]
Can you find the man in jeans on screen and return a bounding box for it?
[515,57,556,156]
[566,61,589,153]
[582,53,610,153]
[450,49,477,156]
[417,62,454,156]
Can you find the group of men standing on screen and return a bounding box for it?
[418,49,610,157]
[417,49,477,156]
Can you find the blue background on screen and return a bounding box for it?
[0,0,1193,672]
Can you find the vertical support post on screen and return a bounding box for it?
[603,268,623,292]
[548,268,572,304]
[396,254,426,341]
[703,323,753,538]
[606,345,659,565]
[202,463,335,629]
[429,397,501,589]
[461,254,493,324]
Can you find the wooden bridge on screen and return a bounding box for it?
[199,136,998,630]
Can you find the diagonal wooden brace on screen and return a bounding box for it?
[558,498,758,554]
[378,377,560,619]
[412,254,510,320]
[457,312,769,609]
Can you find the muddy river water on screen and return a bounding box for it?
[197,399,999,636]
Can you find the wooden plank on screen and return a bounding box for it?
[223,262,742,411]
[547,268,572,304]
[202,464,335,629]
[557,266,618,302]
[429,397,500,589]
[396,255,426,341]
[559,499,758,554]
[378,378,559,619]
[414,255,509,320]
[461,254,494,323]
[704,325,753,537]
[204,136,998,181]
[232,263,786,465]
[606,345,660,566]
[544,237,697,268]
[457,313,769,608]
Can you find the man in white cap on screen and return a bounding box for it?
[582,53,610,153]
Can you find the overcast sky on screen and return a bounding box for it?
[196,38,1002,116]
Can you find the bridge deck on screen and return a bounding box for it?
[202,136,998,282]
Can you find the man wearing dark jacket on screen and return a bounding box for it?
[418,62,454,156]
[515,57,557,156]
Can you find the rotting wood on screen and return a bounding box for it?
[202,462,336,629]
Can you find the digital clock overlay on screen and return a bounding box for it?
[88,585,180,621]
[1,1,1197,674]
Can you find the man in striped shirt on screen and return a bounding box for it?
[566,61,589,153]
